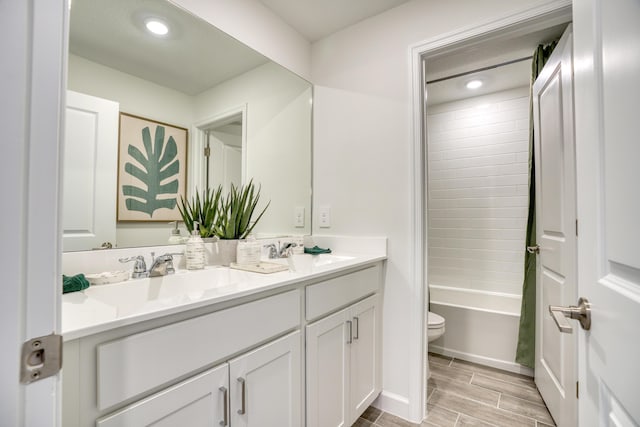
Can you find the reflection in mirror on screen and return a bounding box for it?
[205,112,244,195]
[63,0,312,251]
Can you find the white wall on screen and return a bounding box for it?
[171,0,311,80]
[68,54,194,127]
[310,0,560,420]
[195,62,312,236]
[427,87,529,297]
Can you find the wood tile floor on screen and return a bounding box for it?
[353,353,555,427]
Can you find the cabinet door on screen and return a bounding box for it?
[349,295,380,424]
[96,364,229,427]
[229,331,301,427]
[306,307,350,427]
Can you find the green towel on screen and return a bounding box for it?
[304,245,332,255]
[63,274,90,294]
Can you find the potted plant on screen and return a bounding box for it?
[213,180,270,265]
[177,186,223,239]
[216,179,270,240]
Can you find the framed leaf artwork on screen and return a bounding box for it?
[117,113,188,222]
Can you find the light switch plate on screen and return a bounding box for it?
[294,206,305,227]
[319,206,331,228]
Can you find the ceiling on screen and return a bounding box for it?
[425,22,568,106]
[426,59,531,106]
[69,0,412,95]
[258,0,411,41]
[69,0,269,95]
[70,0,567,99]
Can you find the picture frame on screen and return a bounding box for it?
[117,113,188,222]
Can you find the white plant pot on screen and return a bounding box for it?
[210,239,238,266]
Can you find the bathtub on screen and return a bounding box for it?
[428,285,533,376]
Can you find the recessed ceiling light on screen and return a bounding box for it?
[145,19,169,36]
[466,80,483,90]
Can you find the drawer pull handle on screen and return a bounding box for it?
[353,316,359,340]
[347,320,353,344]
[237,377,246,415]
[219,386,228,426]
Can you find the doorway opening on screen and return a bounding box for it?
[409,4,572,421]
[192,105,248,195]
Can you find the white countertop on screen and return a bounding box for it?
[62,252,386,341]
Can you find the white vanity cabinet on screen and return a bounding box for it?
[305,266,382,427]
[62,260,384,427]
[63,289,302,427]
[96,331,301,427]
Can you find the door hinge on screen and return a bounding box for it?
[204,146,211,157]
[576,381,579,399]
[20,333,62,384]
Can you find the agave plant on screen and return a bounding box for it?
[215,180,270,240]
[177,186,223,238]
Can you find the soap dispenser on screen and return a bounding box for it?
[185,222,205,270]
[168,221,183,244]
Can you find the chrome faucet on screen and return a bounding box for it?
[263,242,298,259]
[263,243,278,259]
[278,242,297,258]
[119,255,148,278]
[119,252,182,278]
[148,252,181,277]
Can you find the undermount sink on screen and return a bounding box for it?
[78,267,266,318]
[269,253,355,270]
[308,254,355,266]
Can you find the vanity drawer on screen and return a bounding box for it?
[96,289,300,410]
[306,264,380,321]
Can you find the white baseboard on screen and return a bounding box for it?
[429,345,534,377]
[372,390,419,423]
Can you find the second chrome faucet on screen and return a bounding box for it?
[119,252,183,278]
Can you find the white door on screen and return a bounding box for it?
[63,91,119,251]
[306,307,350,427]
[0,0,66,425]
[573,0,640,425]
[95,365,229,427]
[229,331,301,427]
[532,27,577,427]
[349,295,380,425]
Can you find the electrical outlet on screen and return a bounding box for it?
[319,206,331,228]
[294,206,305,227]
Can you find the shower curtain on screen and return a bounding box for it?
[515,41,558,369]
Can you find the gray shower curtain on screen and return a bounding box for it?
[515,41,558,369]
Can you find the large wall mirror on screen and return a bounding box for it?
[63,0,312,251]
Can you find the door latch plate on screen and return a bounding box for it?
[20,333,62,384]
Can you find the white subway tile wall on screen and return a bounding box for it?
[427,87,529,296]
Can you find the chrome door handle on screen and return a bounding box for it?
[219,386,228,426]
[237,377,246,415]
[527,245,540,254]
[346,320,353,344]
[549,297,591,333]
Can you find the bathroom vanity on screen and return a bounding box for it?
[61,246,385,427]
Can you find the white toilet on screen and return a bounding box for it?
[427,311,446,379]
[428,311,445,342]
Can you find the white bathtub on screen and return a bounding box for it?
[428,285,533,376]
